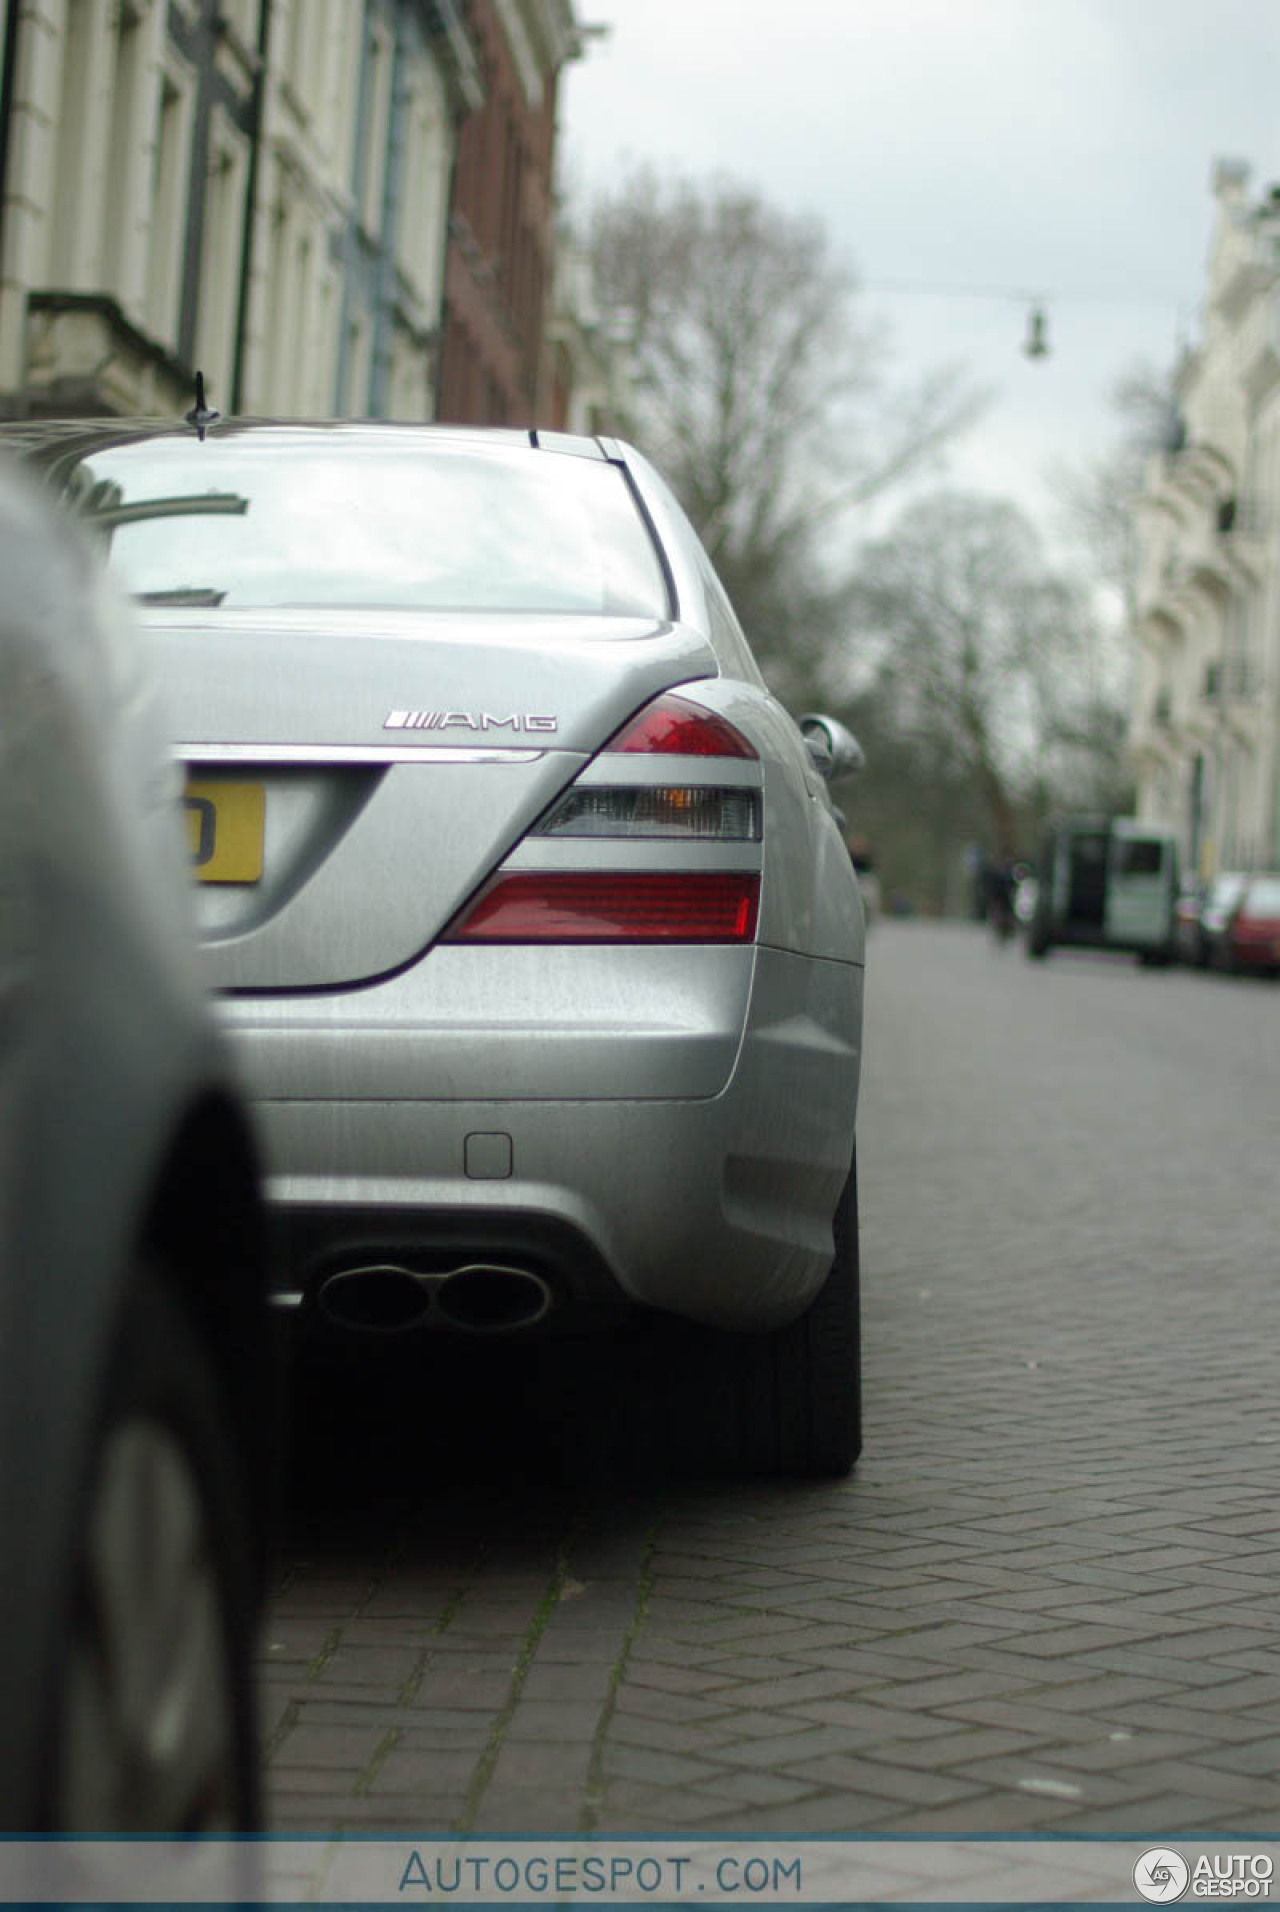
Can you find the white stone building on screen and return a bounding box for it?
[1130,159,1280,879]
[237,0,481,421]
[0,0,481,422]
[0,0,261,415]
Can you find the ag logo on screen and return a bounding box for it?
[1135,1850,1190,1903]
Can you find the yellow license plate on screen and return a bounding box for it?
[184,780,265,883]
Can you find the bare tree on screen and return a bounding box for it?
[1055,358,1177,614]
[1037,357,1178,820]
[587,169,985,685]
[848,491,1114,859]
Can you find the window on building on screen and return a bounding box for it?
[267,190,309,411]
[330,2,362,196]
[144,57,195,348]
[396,64,450,306]
[387,324,428,420]
[194,112,250,405]
[360,19,395,239]
[285,228,313,412]
[49,0,103,286]
[105,0,144,220]
[500,122,521,305]
[285,0,319,117]
[104,0,188,326]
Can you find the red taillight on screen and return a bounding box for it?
[608,693,757,759]
[444,871,760,943]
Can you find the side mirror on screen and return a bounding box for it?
[798,713,865,782]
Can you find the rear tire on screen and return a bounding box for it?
[41,1270,259,1831]
[758,1154,862,1477]
[681,1154,862,1479]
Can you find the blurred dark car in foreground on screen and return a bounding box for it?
[0,463,273,1828]
[5,417,867,1479]
[1213,873,1280,977]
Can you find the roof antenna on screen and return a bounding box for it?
[185,370,220,441]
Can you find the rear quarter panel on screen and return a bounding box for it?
[660,676,866,966]
[613,446,865,968]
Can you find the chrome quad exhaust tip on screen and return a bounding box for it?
[315,1262,554,1335]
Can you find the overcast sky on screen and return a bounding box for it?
[559,0,1280,553]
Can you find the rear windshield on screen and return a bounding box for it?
[63,438,670,619]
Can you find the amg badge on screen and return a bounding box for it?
[385,710,558,734]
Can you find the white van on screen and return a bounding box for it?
[1026,816,1179,965]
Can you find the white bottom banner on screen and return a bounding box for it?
[0,1836,1276,1905]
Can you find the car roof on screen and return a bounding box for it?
[0,417,612,466]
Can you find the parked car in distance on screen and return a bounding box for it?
[1027,816,1179,966]
[1183,870,1250,970]
[0,459,274,1830]
[1173,878,1208,966]
[7,418,867,1479]
[1213,873,1280,977]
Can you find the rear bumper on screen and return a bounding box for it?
[225,943,754,1101]
[225,944,863,1332]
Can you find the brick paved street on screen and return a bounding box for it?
[264,922,1280,1834]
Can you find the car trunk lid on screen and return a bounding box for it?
[148,608,717,990]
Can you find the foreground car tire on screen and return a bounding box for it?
[44,1272,258,1831]
[751,1153,862,1478]
[666,1154,862,1479]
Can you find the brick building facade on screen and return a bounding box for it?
[434,0,580,425]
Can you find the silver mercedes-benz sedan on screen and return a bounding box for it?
[10,419,866,1476]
